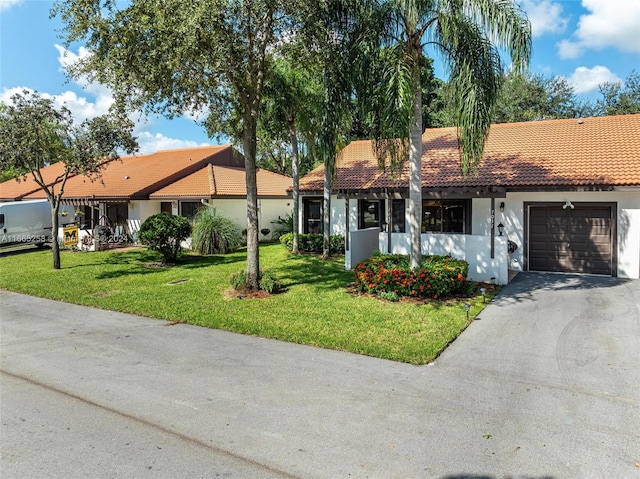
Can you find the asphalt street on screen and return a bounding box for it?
[1,272,639,479]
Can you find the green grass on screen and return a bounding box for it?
[0,244,497,364]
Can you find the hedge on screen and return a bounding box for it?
[353,254,469,300]
[280,233,345,255]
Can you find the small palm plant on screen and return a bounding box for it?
[191,207,241,255]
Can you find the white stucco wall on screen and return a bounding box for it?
[498,191,640,279]
[377,232,508,284]
[129,200,163,229]
[304,191,640,282]
[125,198,293,242]
[200,198,292,240]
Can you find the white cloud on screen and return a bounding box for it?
[1,85,112,124]
[2,45,212,155]
[0,0,22,11]
[54,44,115,117]
[565,65,622,94]
[519,0,568,37]
[557,39,584,59]
[135,132,211,155]
[557,0,640,58]
[1,86,211,154]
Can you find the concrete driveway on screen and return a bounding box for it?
[1,272,639,479]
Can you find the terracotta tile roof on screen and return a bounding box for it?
[299,114,640,192]
[18,145,237,200]
[0,162,69,201]
[149,165,292,198]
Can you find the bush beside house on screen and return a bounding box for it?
[280,233,345,255]
[191,208,242,255]
[354,254,469,301]
[138,213,191,263]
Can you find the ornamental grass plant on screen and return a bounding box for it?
[191,207,242,255]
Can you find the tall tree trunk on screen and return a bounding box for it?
[322,160,332,259]
[288,118,300,254]
[409,48,423,271]
[51,199,61,270]
[243,113,260,290]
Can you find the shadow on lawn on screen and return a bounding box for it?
[277,253,353,292]
[92,249,244,280]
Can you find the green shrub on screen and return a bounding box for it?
[329,234,345,254]
[191,207,241,255]
[229,268,283,294]
[280,233,345,255]
[271,213,293,240]
[138,213,191,263]
[378,291,400,302]
[229,269,248,290]
[279,233,293,249]
[353,254,469,300]
[259,269,283,294]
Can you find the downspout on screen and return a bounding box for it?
[490,197,495,259]
[386,191,392,253]
[345,197,349,251]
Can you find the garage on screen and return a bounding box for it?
[526,202,616,276]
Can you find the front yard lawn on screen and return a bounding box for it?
[0,244,497,364]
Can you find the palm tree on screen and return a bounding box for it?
[361,0,531,270]
[297,0,365,258]
[260,57,323,253]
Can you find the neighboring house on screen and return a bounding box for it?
[0,145,293,245]
[298,114,640,283]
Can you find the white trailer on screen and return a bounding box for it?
[0,200,76,247]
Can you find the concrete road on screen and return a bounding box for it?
[1,272,639,479]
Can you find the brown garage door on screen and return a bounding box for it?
[528,204,614,275]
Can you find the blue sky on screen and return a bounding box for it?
[1,0,639,154]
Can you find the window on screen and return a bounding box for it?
[181,201,202,222]
[78,205,97,229]
[0,213,4,229]
[391,199,406,232]
[161,202,173,214]
[106,203,128,228]
[303,198,323,234]
[422,200,469,234]
[358,200,385,230]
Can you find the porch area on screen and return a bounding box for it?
[345,228,512,285]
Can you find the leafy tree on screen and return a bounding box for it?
[54,0,291,290]
[259,56,323,253]
[0,166,26,184]
[138,213,191,263]
[359,0,531,270]
[596,70,640,116]
[492,71,582,123]
[296,0,366,258]
[0,90,137,269]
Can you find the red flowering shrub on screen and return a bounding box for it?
[353,254,469,299]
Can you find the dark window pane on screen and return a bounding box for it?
[391,199,405,232]
[359,200,385,230]
[421,200,467,234]
[303,198,323,234]
[181,201,202,221]
[422,201,441,232]
[442,202,465,233]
